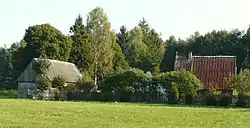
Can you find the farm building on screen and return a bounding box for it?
[16,58,82,98]
[175,52,237,90]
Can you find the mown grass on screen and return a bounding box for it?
[0,99,250,128]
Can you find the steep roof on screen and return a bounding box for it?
[16,58,82,83]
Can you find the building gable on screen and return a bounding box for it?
[16,58,82,83]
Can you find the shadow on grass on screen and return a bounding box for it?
[0,96,17,99]
[4,97,248,109]
[65,99,244,109]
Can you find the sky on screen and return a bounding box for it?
[1,0,250,47]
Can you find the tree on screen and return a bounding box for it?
[116,25,129,53]
[99,68,150,101]
[33,58,51,76]
[10,40,26,80]
[225,69,250,107]
[160,36,177,72]
[21,24,72,74]
[86,7,115,88]
[226,69,250,95]
[0,47,13,89]
[125,27,150,71]
[138,18,165,73]
[51,75,66,89]
[69,14,93,73]
[155,70,202,103]
[111,31,129,71]
[241,27,250,69]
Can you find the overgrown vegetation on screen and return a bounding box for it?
[36,76,52,91]
[99,68,202,103]
[34,58,52,91]
[225,69,250,107]
[51,75,66,90]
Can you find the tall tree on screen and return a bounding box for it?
[10,40,26,80]
[125,27,150,71]
[161,36,177,72]
[111,31,129,71]
[86,7,115,87]
[241,27,250,69]
[0,47,13,89]
[116,25,129,53]
[69,14,93,74]
[138,18,165,73]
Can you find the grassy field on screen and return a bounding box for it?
[0,99,250,128]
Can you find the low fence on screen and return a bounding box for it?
[24,89,250,107]
[27,89,67,100]
[0,90,17,98]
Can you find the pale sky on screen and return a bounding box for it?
[1,0,250,47]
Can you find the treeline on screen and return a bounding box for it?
[1,7,250,89]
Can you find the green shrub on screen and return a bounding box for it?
[99,68,151,102]
[185,94,194,104]
[76,73,94,93]
[52,75,66,89]
[236,94,247,107]
[167,85,179,104]
[155,70,202,103]
[37,76,52,91]
[205,93,217,106]
[218,94,232,106]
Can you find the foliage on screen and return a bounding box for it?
[86,7,125,86]
[155,70,202,103]
[116,25,129,54]
[33,58,51,76]
[69,14,93,73]
[51,75,66,89]
[20,24,72,75]
[63,83,79,92]
[0,48,14,89]
[111,31,129,71]
[205,93,218,106]
[225,69,250,107]
[138,18,165,73]
[99,68,150,101]
[36,76,52,91]
[124,27,150,72]
[185,94,194,104]
[167,85,179,104]
[225,69,250,95]
[218,94,232,106]
[75,72,94,94]
[236,93,247,107]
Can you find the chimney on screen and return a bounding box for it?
[188,51,192,60]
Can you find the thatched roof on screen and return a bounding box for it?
[16,58,82,83]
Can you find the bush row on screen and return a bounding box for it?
[99,68,202,104]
